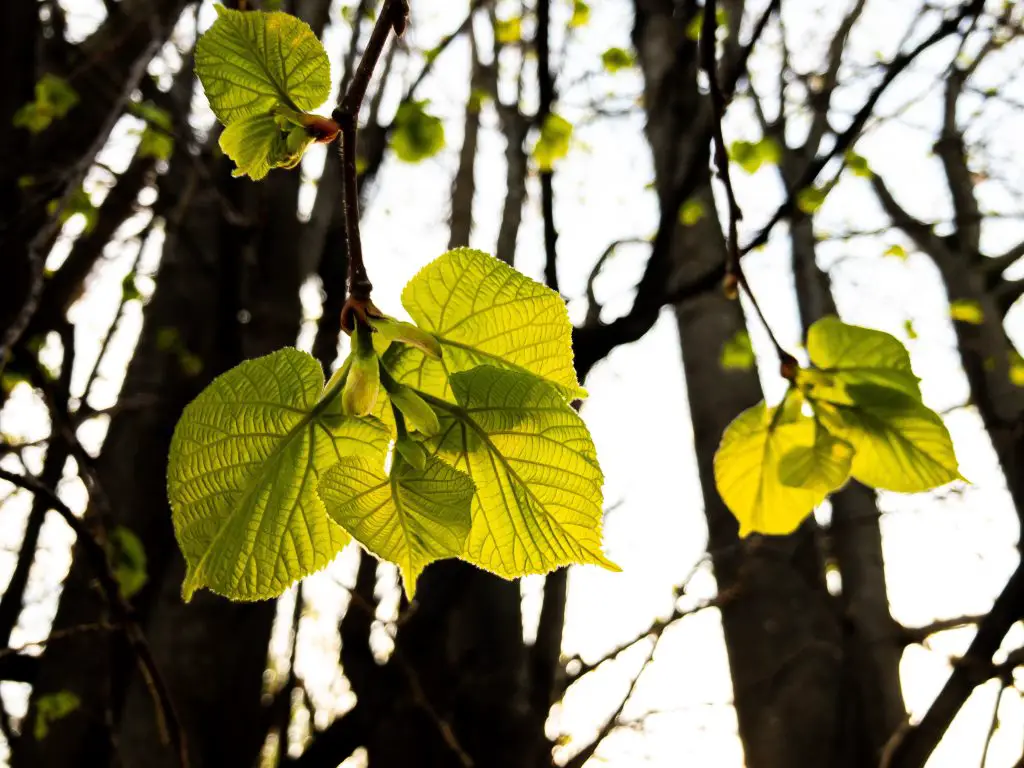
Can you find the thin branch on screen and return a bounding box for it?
[584,239,650,327]
[0,468,189,768]
[980,680,1008,768]
[900,614,987,646]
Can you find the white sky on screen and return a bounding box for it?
[2,0,1024,766]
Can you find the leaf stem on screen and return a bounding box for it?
[334,0,410,328]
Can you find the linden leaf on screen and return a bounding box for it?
[804,316,921,401]
[427,366,616,578]
[319,455,474,598]
[816,385,961,492]
[167,348,389,601]
[392,248,585,401]
[195,6,330,126]
[714,395,831,537]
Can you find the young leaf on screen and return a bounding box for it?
[195,7,330,126]
[777,427,853,495]
[714,395,832,537]
[427,366,616,578]
[319,456,474,598]
[14,74,79,134]
[805,316,921,400]
[167,348,389,601]
[390,101,446,163]
[219,114,293,181]
[394,248,585,401]
[816,385,961,492]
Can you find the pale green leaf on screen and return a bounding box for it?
[167,348,389,601]
[805,315,921,400]
[195,6,330,126]
[319,455,474,597]
[714,395,829,537]
[390,100,446,163]
[883,244,908,260]
[816,385,961,492]
[34,691,80,740]
[428,366,616,578]
[396,248,585,401]
[219,113,284,180]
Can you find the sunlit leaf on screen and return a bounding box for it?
[720,330,755,371]
[950,299,984,325]
[533,114,573,171]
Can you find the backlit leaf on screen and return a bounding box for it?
[428,367,615,578]
[390,101,446,163]
[533,114,573,171]
[319,455,474,597]
[167,348,389,601]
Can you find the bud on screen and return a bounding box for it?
[395,434,428,471]
[369,315,442,359]
[342,325,380,417]
[390,385,441,436]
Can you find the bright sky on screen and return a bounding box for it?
[2,0,1024,766]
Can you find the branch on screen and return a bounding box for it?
[984,237,1024,276]
[870,172,959,264]
[899,614,987,646]
[0,468,189,768]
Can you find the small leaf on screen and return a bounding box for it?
[730,137,780,174]
[714,394,829,537]
[132,102,175,161]
[14,74,79,134]
[369,315,442,359]
[601,47,635,73]
[1010,350,1024,387]
[107,526,147,599]
[679,198,705,226]
[319,455,474,597]
[950,299,984,325]
[219,113,289,181]
[883,244,908,260]
[533,114,573,171]
[34,691,80,740]
[342,326,380,417]
[797,186,827,214]
[393,248,585,401]
[570,0,591,27]
[720,330,755,371]
[805,316,921,400]
[167,348,389,601]
[47,188,98,233]
[428,366,616,578]
[390,101,446,163]
[845,150,872,178]
[195,7,331,126]
[495,17,522,44]
[816,385,961,492]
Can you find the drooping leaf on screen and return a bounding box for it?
[804,316,921,401]
[427,366,616,578]
[219,113,287,181]
[815,385,961,492]
[778,427,853,495]
[34,691,80,740]
[167,348,389,601]
[720,329,755,371]
[533,114,573,171]
[13,74,79,134]
[319,455,474,597]
[195,6,331,126]
[390,101,446,163]
[714,394,830,537]
[845,150,872,178]
[394,248,585,401]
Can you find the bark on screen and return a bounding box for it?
[634,3,856,766]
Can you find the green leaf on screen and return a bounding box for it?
[730,137,780,174]
[720,330,755,371]
[778,427,853,495]
[195,6,330,126]
[1010,350,1024,387]
[570,0,591,27]
[219,113,286,180]
[816,385,961,492]
[319,455,474,597]
[167,348,389,601]
[950,298,984,325]
[714,395,831,537]
[14,74,79,134]
[883,244,908,260]
[107,526,147,599]
[601,47,635,73]
[533,114,573,171]
[47,188,98,233]
[495,17,522,44]
[390,100,446,163]
[132,102,175,161]
[427,366,615,578]
[34,691,80,740]
[393,248,585,401]
[797,185,828,214]
[804,316,921,401]
[845,150,872,178]
[679,198,705,226]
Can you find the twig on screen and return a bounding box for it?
[980,680,1007,768]
[0,468,189,768]
[334,0,409,330]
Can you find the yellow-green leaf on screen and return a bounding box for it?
[778,428,853,495]
[601,47,635,73]
[714,395,829,537]
[679,198,705,226]
[14,74,78,134]
[883,244,908,260]
[167,348,389,601]
[950,299,984,325]
[533,114,573,171]
[720,329,755,371]
[428,367,615,578]
[495,17,522,44]
[816,385,961,492]
[805,315,921,401]
[195,7,330,126]
[395,248,585,401]
[34,691,80,740]
[797,186,828,214]
[319,455,474,598]
[570,0,591,27]
[390,100,446,163]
